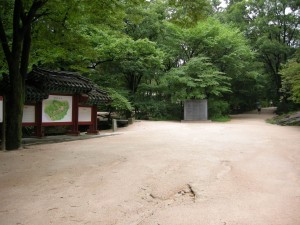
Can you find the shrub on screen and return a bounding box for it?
[276,101,300,115]
[103,89,133,119]
[208,99,230,119]
[135,99,181,120]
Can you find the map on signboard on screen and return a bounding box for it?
[42,95,72,123]
[44,99,69,121]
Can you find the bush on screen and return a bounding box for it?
[267,111,300,126]
[99,89,133,119]
[210,116,231,122]
[135,99,181,120]
[208,99,230,119]
[276,101,300,115]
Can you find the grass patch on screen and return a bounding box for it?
[266,111,300,126]
[266,118,276,124]
[266,113,288,124]
[210,116,231,122]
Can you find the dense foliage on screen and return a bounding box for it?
[221,0,300,104]
[280,50,300,105]
[1,0,299,149]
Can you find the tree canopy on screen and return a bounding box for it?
[1,0,299,149]
[222,0,300,101]
[280,50,300,104]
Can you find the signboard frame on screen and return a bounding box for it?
[42,95,73,126]
[78,106,92,125]
[22,105,36,125]
[184,99,208,121]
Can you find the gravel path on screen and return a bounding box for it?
[0,108,300,225]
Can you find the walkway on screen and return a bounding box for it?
[0,108,299,225]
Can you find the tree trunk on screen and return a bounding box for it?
[0,0,46,150]
[5,64,25,150]
[3,0,24,150]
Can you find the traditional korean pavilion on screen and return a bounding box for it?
[0,67,110,137]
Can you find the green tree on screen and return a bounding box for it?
[134,16,259,118]
[163,56,231,102]
[166,0,211,27]
[124,1,167,41]
[91,37,164,94]
[103,88,133,119]
[223,0,300,101]
[0,0,48,150]
[30,0,145,71]
[0,0,145,150]
[180,18,258,111]
[280,50,300,104]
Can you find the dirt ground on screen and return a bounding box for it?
[0,108,300,225]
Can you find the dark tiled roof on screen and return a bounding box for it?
[27,68,94,94]
[0,74,43,101]
[87,88,111,105]
[26,68,111,104]
[25,85,48,102]
[1,68,110,104]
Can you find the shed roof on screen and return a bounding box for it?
[26,85,49,102]
[27,68,95,94]
[0,68,111,105]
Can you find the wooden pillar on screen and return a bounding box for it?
[1,96,6,150]
[69,94,80,135]
[87,105,99,135]
[35,101,43,138]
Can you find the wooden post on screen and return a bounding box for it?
[35,101,43,138]
[87,105,99,135]
[69,94,80,135]
[112,119,117,132]
[1,96,6,151]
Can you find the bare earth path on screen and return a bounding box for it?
[1,108,300,225]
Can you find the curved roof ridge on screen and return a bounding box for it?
[25,67,111,104]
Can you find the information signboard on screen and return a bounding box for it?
[79,107,92,122]
[22,105,35,123]
[42,95,73,123]
[184,99,208,120]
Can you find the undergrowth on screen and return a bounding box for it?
[210,116,231,122]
